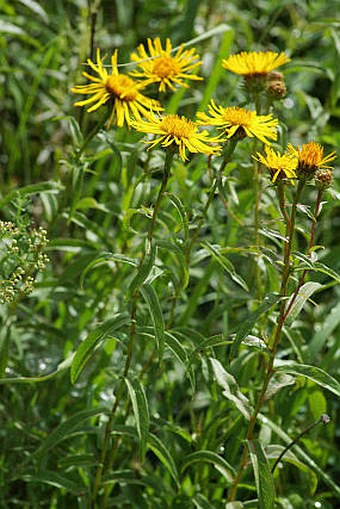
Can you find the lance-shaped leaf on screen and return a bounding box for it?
[285,282,321,325]
[181,450,235,482]
[210,358,251,419]
[125,377,149,461]
[140,283,165,359]
[148,433,180,487]
[71,314,129,383]
[275,363,340,397]
[248,439,275,509]
[35,407,108,459]
[230,293,281,359]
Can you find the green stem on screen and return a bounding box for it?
[186,140,238,264]
[148,149,174,244]
[228,179,305,502]
[283,188,323,321]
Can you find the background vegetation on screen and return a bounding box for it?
[0,1,339,508]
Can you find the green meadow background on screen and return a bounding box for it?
[0,1,339,508]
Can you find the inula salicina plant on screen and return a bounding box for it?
[1,2,339,508]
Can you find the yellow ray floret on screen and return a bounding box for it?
[71,48,162,128]
[287,142,336,171]
[197,101,278,145]
[129,37,203,92]
[222,51,290,76]
[131,113,222,161]
[253,146,297,183]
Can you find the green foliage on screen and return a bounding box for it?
[0,1,339,508]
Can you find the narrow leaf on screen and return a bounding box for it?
[202,242,249,291]
[285,282,321,325]
[148,433,180,487]
[35,407,107,458]
[181,450,235,482]
[276,363,340,397]
[140,283,165,359]
[309,301,340,359]
[210,358,251,419]
[248,439,275,509]
[23,471,83,494]
[0,181,63,207]
[71,314,129,383]
[125,377,149,461]
[0,355,74,385]
[80,252,137,287]
[230,293,281,359]
[129,243,156,293]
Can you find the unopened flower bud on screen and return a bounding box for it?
[267,71,286,100]
[315,168,333,190]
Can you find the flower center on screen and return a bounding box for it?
[224,107,253,126]
[106,75,138,101]
[160,115,195,138]
[153,57,181,79]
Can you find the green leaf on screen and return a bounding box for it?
[60,115,83,147]
[18,0,49,22]
[166,192,189,241]
[164,331,194,387]
[35,407,108,459]
[148,433,180,487]
[0,181,63,208]
[265,372,295,401]
[309,301,340,359]
[181,450,235,482]
[22,471,84,494]
[129,243,156,293]
[140,283,165,359]
[210,358,251,419]
[70,314,129,384]
[248,439,275,509]
[230,293,281,359]
[0,355,74,385]
[275,363,340,397]
[202,242,249,291]
[285,282,322,325]
[297,261,340,283]
[80,252,137,288]
[125,377,149,461]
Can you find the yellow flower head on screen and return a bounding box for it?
[222,51,290,77]
[197,101,278,145]
[253,146,297,183]
[71,49,162,128]
[131,113,222,161]
[288,142,336,179]
[129,37,203,92]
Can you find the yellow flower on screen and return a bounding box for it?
[71,49,162,128]
[131,113,222,161]
[129,37,203,92]
[197,101,278,145]
[288,142,336,179]
[253,146,297,183]
[222,51,290,77]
